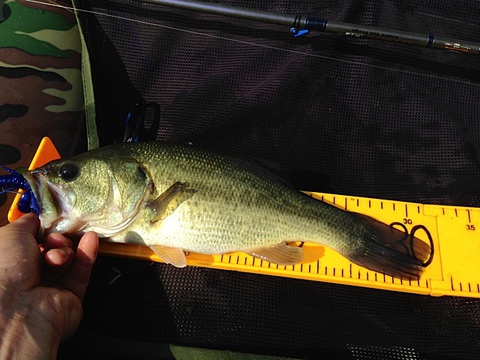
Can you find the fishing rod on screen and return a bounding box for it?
[139,0,480,56]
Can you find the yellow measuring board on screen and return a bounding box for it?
[9,137,480,298]
[98,193,480,298]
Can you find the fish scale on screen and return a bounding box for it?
[125,143,339,251]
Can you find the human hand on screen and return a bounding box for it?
[0,213,99,359]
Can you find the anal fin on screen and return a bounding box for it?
[245,243,304,265]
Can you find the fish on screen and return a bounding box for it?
[24,141,431,278]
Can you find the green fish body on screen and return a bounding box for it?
[26,141,430,278]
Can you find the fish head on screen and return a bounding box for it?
[25,151,153,237]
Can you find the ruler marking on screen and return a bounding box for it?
[442,207,445,215]
[341,268,344,277]
[368,200,371,208]
[220,254,224,263]
[405,204,409,218]
[333,196,336,205]
[451,277,455,291]
[455,208,458,217]
[356,199,360,207]
[477,284,480,293]
[324,266,328,276]
[349,264,352,278]
[316,261,320,274]
[460,282,463,292]
[393,203,396,211]
[417,205,420,214]
[366,272,369,281]
[467,209,472,223]
[300,264,304,272]
[344,198,348,210]
[374,273,377,281]
[333,267,336,276]
[236,256,240,265]
[381,202,384,209]
[468,283,472,292]
[308,264,311,273]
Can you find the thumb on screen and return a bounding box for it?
[10,213,40,237]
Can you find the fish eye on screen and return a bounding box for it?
[59,163,79,182]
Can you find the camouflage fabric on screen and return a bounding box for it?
[0,0,86,225]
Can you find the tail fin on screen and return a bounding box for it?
[345,214,433,279]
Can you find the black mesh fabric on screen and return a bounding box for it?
[62,0,480,359]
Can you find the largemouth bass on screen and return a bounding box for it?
[25,141,431,278]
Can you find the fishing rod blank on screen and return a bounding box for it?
[139,0,480,56]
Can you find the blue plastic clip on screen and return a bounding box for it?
[290,27,309,37]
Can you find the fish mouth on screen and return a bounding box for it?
[25,170,76,232]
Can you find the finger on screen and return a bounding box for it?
[59,232,99,300]
[44,232,73,251]
[45,247,75,270]
[40,234,74,278]
[42,247,75,284]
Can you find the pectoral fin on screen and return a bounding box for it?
[147,182,195,223]
[245,243,304,265]
[149,245,187,267]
